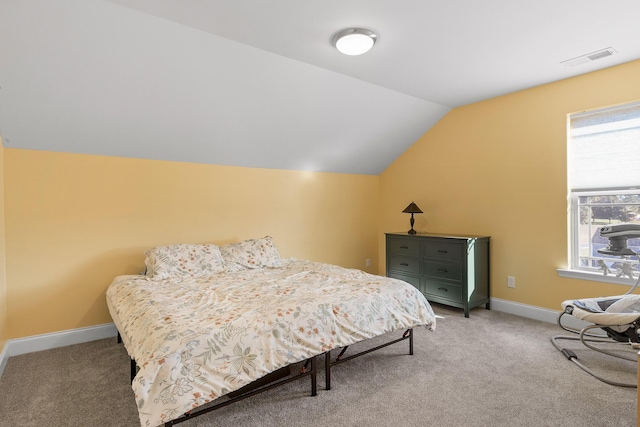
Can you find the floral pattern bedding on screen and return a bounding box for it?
[106,259,437,427]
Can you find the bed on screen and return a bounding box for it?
[106,237,437,427]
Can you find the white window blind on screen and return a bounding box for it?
[569,101,640,191]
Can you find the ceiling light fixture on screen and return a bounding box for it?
[331,28,377,56]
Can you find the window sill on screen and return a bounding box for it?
[557,268,639,286]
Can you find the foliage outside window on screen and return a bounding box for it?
[568,101,640,280]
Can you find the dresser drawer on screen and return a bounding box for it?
[423,241,463,261]
[388,272,421,290]
[387,237,420,257]
[423,280,462,302]
[423,260,462,281]
[388,255,420,274]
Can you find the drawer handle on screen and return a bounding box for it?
[437,268,448,273]
[437,249,448,254]
[400,263,409,266]
[438,287,448,292]
[400,246,409,249]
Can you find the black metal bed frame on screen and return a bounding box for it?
[324,329,413,390]
[164,356,318,426]
[118,328,414,426]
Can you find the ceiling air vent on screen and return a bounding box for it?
[561,47,617,67]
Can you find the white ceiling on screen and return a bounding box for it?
[1,0,639,175]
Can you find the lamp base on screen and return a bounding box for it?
[408,214,417,235]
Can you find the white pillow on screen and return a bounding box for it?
[145,243,225,280]
[219,236,281,272]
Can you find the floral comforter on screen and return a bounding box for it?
[106,259,436,427]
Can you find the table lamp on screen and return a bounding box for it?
[402,202,423,235]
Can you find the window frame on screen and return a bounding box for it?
[558,101,640,285]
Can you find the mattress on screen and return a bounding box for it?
[106,258,436,426]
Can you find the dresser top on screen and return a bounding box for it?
[386,232,490,240]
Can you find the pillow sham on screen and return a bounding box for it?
[145,243,225,280]
[219,236,281,272]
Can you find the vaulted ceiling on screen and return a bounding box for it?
[1,1,639,174]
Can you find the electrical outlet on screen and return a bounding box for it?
[507,276,516,288]
[366,258,371,268]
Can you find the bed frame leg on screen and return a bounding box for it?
[311,355,317,396]
[402,329,414,355]
[325,352,331,390]
[130,358,137,384]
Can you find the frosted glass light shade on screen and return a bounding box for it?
[332,28,377,56]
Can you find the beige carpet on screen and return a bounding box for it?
[0,304,637,427]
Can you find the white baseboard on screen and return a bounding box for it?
[491,297,559,322]
[0,323,117,378]
[490,297,591,330]
[0,343,8,379]
[0,299,588,379]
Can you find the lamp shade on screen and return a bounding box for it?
[402,202,423,214]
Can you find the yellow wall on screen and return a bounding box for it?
[0,137,6,352]
[380,59,640,310]
[4,60,640,341]
[4,149,379,339]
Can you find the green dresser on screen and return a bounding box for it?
[385,232,490,317]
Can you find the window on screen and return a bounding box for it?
[568,101,640,280]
